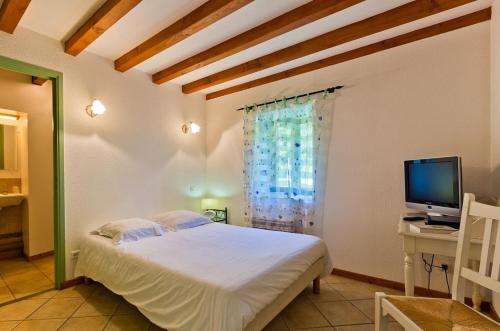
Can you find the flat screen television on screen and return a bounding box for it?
[404,156,462,227]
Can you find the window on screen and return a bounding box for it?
[243,93,333,234]
[252,102,314,201]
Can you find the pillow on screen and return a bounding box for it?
[151,210,212,231]
[91,218,164,245]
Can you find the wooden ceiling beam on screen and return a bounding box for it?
[206,8,491,100]
[152,0,365,84]
[183,0,476,94]
[114,0,253,72]
[65,0,142,56]
[31,76,48,86]
[0,0,31,34]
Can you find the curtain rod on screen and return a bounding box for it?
[236,85,344,111]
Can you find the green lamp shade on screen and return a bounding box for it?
[202,198,218,210]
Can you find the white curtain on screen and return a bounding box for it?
[242,92,335,237]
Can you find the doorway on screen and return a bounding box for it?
[0,103,55,301]
[0,56,64,299]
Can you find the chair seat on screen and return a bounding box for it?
[385,296,500,331]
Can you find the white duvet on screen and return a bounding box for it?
[75,223,330,331]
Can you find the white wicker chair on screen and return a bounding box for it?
[375,193,500,330]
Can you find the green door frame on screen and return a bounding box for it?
[0,55,65,289]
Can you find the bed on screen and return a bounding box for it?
[75,222,330,331]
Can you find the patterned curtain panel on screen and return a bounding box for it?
[243,93,335,236]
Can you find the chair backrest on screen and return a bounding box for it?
[452,193,500,302]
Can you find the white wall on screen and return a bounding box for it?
[490,0,500,312]
[0,69,54,256]
[491,2,500,204]
[206,23,491,292]
[0,28,206,278]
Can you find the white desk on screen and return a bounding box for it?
[398,220,483,310]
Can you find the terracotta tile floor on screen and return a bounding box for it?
[264,275,404,331]
[0,256,54,303]
[0,274,408,330]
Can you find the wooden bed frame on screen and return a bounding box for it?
[84,256,325,331]
[244,256,324,331]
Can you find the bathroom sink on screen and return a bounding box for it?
[0,193,25,208]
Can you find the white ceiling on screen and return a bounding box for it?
[17,0,493,94]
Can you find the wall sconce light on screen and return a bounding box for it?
[182,121,201,134]
[85,99,106,118]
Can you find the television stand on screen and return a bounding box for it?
[398,218,482,310]
[426,214,460,229]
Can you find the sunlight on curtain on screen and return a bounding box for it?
[243,93,334,237]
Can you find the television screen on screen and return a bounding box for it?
[404,157,461,209]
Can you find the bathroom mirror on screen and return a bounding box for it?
[0,124,18,170]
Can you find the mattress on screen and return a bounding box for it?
[75,222,330,331]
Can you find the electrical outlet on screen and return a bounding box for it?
[71,250,80,259]
[432,255,453,268]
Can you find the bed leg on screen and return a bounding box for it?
[83,277,93,285]
[313,276,320,294]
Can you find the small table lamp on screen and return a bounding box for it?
[201,198,218,210]
[201,198,228,224]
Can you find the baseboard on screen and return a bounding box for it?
[491,305,499,322]
[331,268,491,312]
[25,250,54,261]
[60,276,84,289]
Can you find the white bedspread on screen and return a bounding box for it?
[75,223,329,331]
